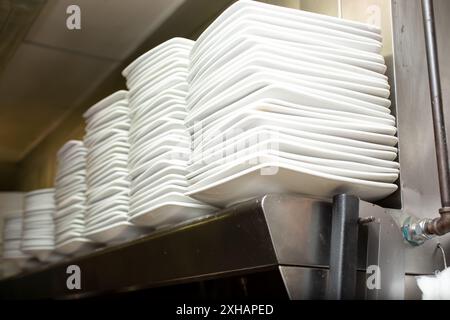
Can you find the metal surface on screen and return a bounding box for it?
[0,194,404,300]
[279,266,368,300]
[361,202,405,300]
[328,194,359,300]
[390,0,450,274]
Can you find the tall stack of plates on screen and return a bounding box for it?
[122,38,215,228]
[54,140,94,255]
[22,189,56,262]
[185,0,399,207]
[83,90,139,243]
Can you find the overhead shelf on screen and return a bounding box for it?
[0,194,404,299]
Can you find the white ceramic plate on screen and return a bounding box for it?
[192,0,381,59]
[83,90,128,120]
[129,77,189,108]
[191,23,382,84]
[129,128,190,159]
[86,155,128,175]
[57,140,85,158]
[129,121,188,154]
[87,200,129,218]
[131,102,186,134]
[129,113,188,146]
[189,66,391,115]
[130,200,214,228]
[189,54,389,104]
[123,37,193,78]
[194,99,397,139]
[192,0,381,61]
[85,107,129,132]
[187,162,397,207]
[192,129,398,171]
[190,151,398,187]
[186,85,394,132]
[130,138,190,169]
[193,111,398,151]
[55,237,95,255]
[131,177,189,203]
[86,161,128,186]
[86,173,129,192]
[191,35,386,87]
[130,105,187,137]
[130,192,207,217]
[84,221,142,244]
[85,210,128,227]
[55,204,85,219]
[130,165,189,194]
[87,187,129,204]
[129,71,188,102]
[86,141,130,160]
[130,86,187,118]
[129,147,191,180]
[194,102,395,152]
[190,39,387,96]
[192,16,381,76]
[189,69,389,119]
[130,185,189,210]
[189,149,399,184]
[127,50,190,88]
[130,61,189,94]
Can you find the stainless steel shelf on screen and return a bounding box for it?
[0,194,404,299]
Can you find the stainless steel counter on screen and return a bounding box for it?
[0,194,405,300]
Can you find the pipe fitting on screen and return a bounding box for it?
[425,209,450,236]
[401,216,435,246]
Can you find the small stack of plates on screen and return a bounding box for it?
[122,38,215,228]
[0,193,26,273]
[2,214,29,264]
[185,0,399,207]
[83,90,140,243]
[54,140,94,255]
[22,189,56,262]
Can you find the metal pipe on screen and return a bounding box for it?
[421,0,450,237]
[328,194,359,300]
[402,0,450,245]
[422,0,450,208]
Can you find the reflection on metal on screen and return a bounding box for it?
[0,194,404,300]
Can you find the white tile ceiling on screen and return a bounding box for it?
[0,0,186,162]
[0,43,118,161]
[26,0,185,60]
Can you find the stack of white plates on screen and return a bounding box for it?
[0,193,30,274]
[2,214,29,263]
[185,0,399,207]
[54,140,94,255]
[83,90,140,243]
[22,189,56,261]
[122,38,215,228]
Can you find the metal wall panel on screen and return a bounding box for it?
[390,0,450,274]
